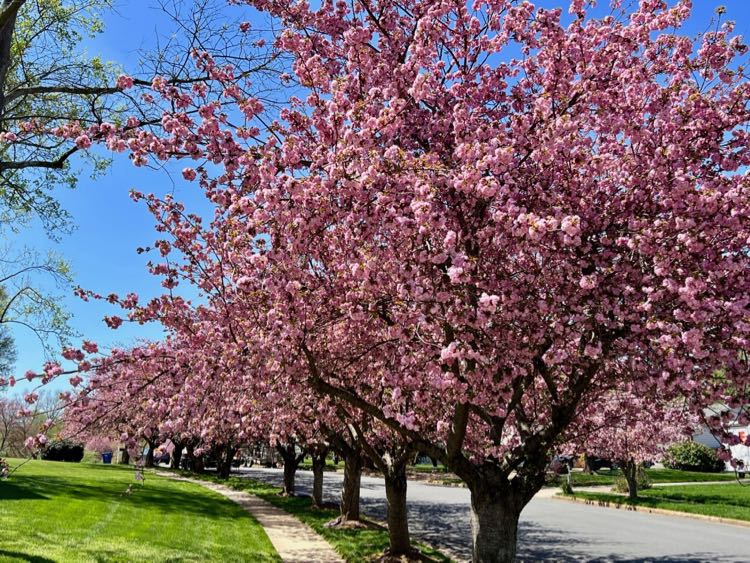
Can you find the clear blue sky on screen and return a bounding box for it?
[6,0,749,396]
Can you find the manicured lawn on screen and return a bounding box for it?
[567,483,750,522]
[547,468,739,487]
[0,459,279,562]
[409,463,449,474]
[647,469,740,484]
[298,459,342,472]
[297,462,737,488]
[191,473,453,562]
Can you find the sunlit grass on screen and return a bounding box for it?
[0,459,279,562]
[566,482,750,522]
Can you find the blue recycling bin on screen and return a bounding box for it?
[101,452,113,464]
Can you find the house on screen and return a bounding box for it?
[693,405,750,472]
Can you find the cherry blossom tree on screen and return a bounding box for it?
[565,390,695,498]
[181,1,747,560]
[7,1,750,561]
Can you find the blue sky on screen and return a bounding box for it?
[5,0,750,396]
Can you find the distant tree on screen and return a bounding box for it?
[0,288,15,375]
[0,391,61,456]
[0,247,73,358]
[565,391,695,499]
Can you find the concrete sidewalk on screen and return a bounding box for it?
[160,473,344,563]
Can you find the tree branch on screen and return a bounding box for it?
[0,0,25,34]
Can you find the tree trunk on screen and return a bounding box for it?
[186,443,204,473]
[0,0,21,115]
[339,449,362,522]
[144,441,155,468]
[384,460,412,557]
[218,446,235,479]
[283,458,297,494]
[277,444,303,495]
[311,451,327,507]
[170,442,183,470]
[185,443,194,470]
[623,459,638,500]
[469,486,524,563]
[583,454,595,474]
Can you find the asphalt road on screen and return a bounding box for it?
[238,466,749,562]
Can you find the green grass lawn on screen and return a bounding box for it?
[566,483,750,522]
[190,473,453,563]
[546,468,739,487]
[0,459,279,562]
[298,459,342,472]
[409,463,449,474]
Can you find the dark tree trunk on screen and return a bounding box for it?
[143,440,155,468]
[170,441,183,470]
[623,459,639,500]
[277,443,304,496]
[185,443,195,469]
[0,0,22,114]
[311,449,328,507]
[218,446,236,479]
[384,460,412,557]
[186,443,203,473]
[339,449,362,522]
[583,454,595,474]
[469,485,525,563]
[282,461,296,494]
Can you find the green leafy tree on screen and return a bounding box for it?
[0,302,15,375]
[0,0,281,235]
[0,0,120,234]
[0,1,279,365]
[0,246,74,356]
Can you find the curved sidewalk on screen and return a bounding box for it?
[160,473,344,563]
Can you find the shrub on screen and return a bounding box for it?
[41,440,85,462]
[613,465,652,493]
[663,441,725,473]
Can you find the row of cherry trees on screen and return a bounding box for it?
[5,0,750,561]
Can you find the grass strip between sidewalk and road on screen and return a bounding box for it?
[546,468,741,488]
[180,471,454,562]
[562,482,750,523]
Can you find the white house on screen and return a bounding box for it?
[693,407,750,472]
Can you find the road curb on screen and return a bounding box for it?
[552,493,750,529]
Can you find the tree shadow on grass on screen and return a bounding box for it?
[1,473,252,521]
[0,480,49,501]
[0,549,55,563]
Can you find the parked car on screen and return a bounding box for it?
[153,451,170,465]
[588,457,615,471]
[548,455,575,474]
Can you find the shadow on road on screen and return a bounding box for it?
[517,521,735,562]
[238,467,749,563]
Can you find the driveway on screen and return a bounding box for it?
[238,467,749,562]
